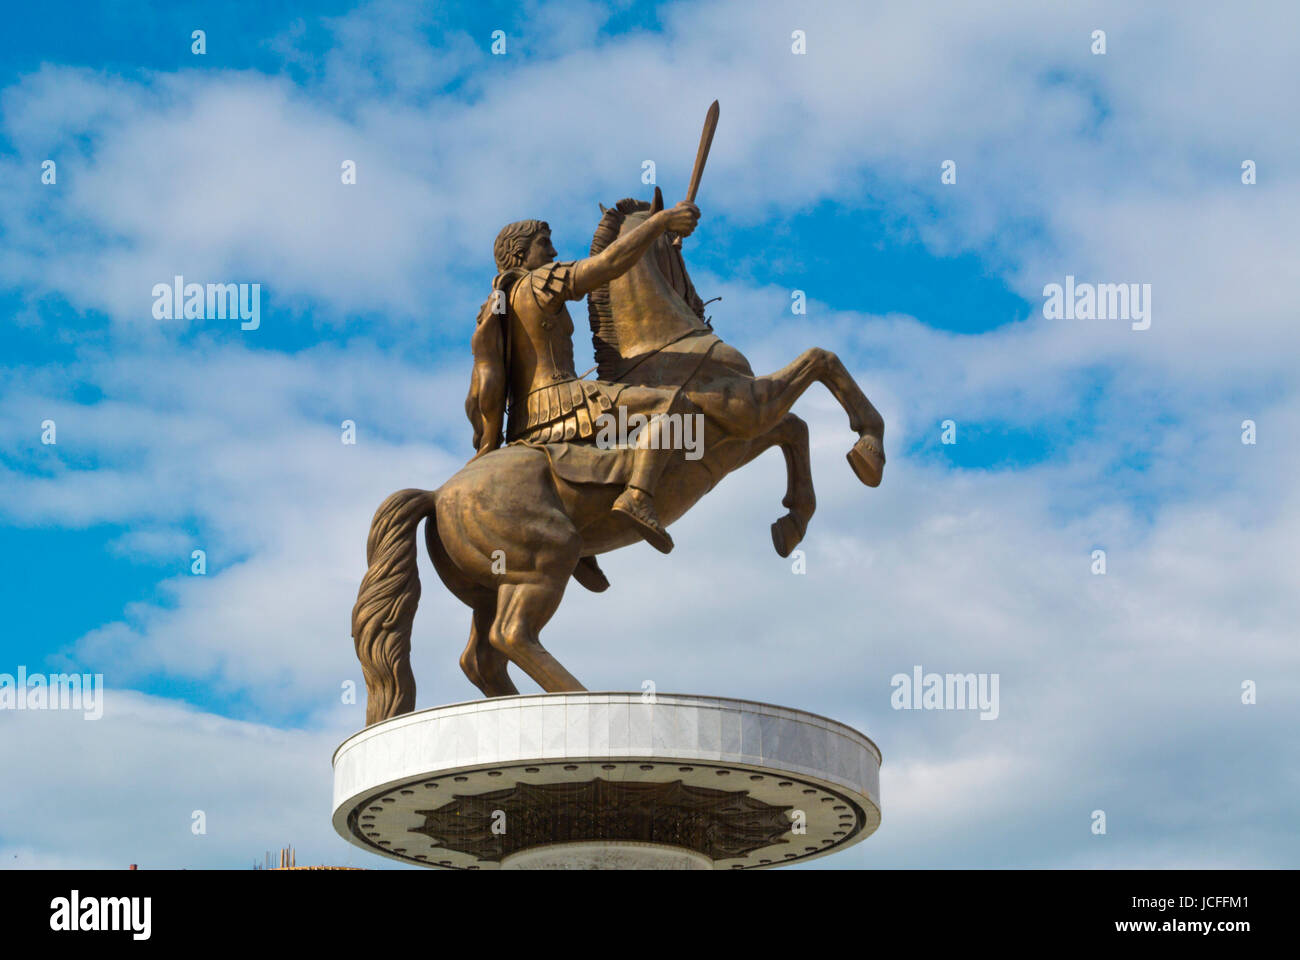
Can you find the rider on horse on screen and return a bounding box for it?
[466,201,701,554]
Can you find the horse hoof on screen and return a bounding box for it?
[847,435,885,487]
[572,556,610,593]
[770,515,803,558]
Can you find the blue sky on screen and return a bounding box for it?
[2,0,1297,869]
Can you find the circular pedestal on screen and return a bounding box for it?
[501,841,711,870]
[332,692,882,870]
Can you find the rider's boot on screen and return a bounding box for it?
[612,391,694,554]
[613,483,674,554]
[612,421,676,552]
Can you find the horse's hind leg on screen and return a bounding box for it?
[754,414,817,557]
[732,413,817,557]
[460,600,519,698]
[489,579,586,693]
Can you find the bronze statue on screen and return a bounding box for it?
[352,103,886,725]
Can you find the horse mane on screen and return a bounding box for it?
[587,198,649,379]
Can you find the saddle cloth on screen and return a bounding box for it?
[534,438,634,487]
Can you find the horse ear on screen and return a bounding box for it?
[650,186,664,214]
[599,203,607,214]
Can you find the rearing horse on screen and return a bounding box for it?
[352,193,886,725]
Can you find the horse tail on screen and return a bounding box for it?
[351,488,438,726]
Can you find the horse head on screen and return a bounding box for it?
[588,189,711,380]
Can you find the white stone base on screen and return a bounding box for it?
[501,841,711,870]
[332,692,882,870]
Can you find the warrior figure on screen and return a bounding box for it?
[466,200,701,553]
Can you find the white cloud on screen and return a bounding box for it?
[0,0,1294,372]
[0,691,370,870]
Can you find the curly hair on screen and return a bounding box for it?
[493,219,549,272]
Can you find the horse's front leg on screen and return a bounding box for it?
[731,348,886,488]
[734,413,816,557]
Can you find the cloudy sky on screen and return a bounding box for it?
[1,0,1296,869]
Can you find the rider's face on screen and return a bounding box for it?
[524,231,558,269]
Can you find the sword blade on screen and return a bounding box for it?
[685,100,719,204]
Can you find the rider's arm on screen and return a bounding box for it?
[571,202,700,298]
[466,303,507,459]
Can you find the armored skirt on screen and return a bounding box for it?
[506,377,624,445]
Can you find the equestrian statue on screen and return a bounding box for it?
[351,102,886,724]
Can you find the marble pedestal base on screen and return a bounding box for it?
[332,692,882,870]
[501,841,711,870]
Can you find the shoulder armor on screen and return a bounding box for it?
[529,260,577,313]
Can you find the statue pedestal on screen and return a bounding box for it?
[331,692,881,870]
[501,840,711,870]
